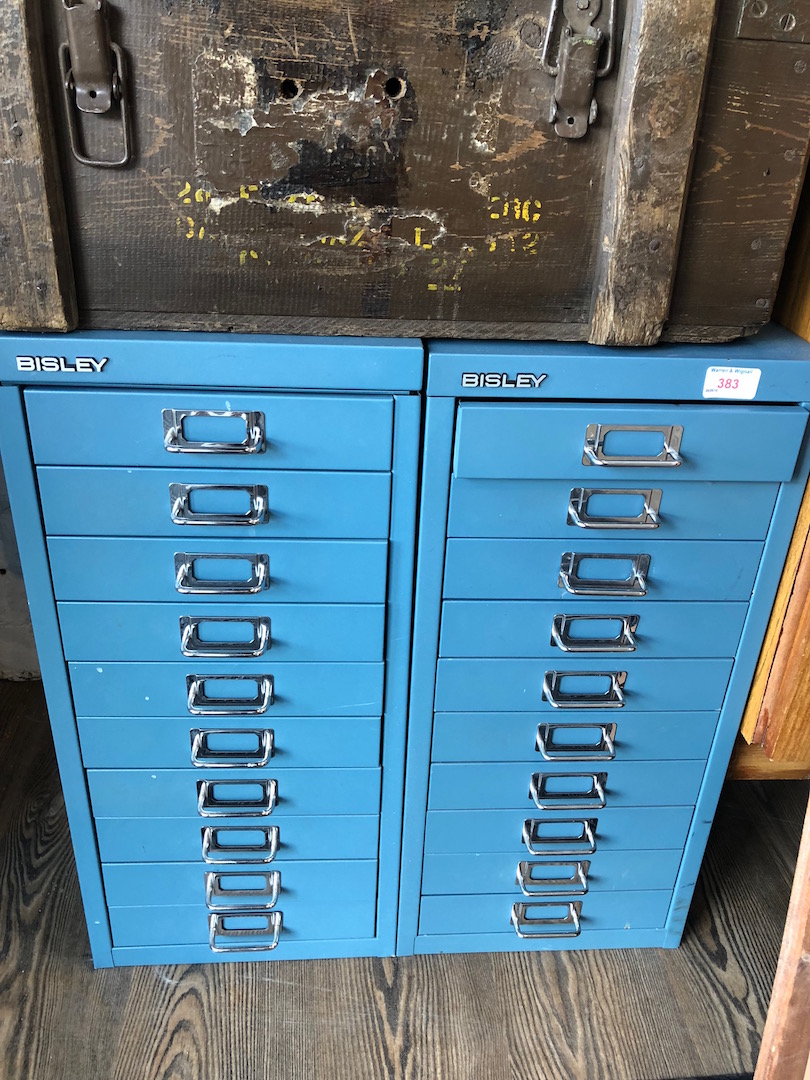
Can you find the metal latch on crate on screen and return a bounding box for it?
[541,0,616,139]
[58,0,132,168]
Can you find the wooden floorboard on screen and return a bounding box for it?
[0,680,806,1080]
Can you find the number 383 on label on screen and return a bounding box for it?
[702,366,761,400]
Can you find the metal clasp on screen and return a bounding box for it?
[59,0,132,167]
[541,0,615,139]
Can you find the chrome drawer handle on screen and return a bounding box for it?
[582,424,683,468]
[558,552,649,597]
[516,860,590,897]
[190,728,274,768]
[175,552,269,595]
[205,870,281,910]
[511,901,582,939]
[536,722,616,761]
[522,817,598,856]
[163,409,265,454]
[551,613,638,653]
[568,488,661,530]
[201,825,279,864]
[197,778,278,817]
[542,670,626,709]
[530,772,607,810]
[170,484,269,527]
[180,616,271,658]
[208,910,282,952]
[187,675,274,715]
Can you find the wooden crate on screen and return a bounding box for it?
[4,0,810,342]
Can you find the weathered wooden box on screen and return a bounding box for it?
[3,0,810,344]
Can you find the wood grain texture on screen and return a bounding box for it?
[776,169,810,342]
[755,793,810,1080]
[588,0,717,346]
[730,739,810,781]
[740,475,810,752]
[0,0,76,331]
[17,0,806,340]
[669,0,810,337]
[0,679,807,1080]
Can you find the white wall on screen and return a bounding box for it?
[0,456,39,678]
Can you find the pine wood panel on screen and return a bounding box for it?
[755,793,810,1080]
[740,475,810,758]
[0,680,807,1080]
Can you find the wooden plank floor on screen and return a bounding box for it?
[0,680,806,1080]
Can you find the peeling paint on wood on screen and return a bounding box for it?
[26,0,810,340]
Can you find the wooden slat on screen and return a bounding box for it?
[0,0,76,331]
[730,739,810,782]
[588,0,717,346]
[755,792,810,1080]
[776,172,810,343]
[741,475,810,748]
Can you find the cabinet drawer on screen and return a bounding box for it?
[448,478,777,541]
[418,890,672,936]
[88,767,381,818]
[431,712,719,763]
[427,761,705,810]
[38,468,391,540]
[69,661,384,717]
[434,659,732,713]
[48,538,388,603]
[453,403,807,481]
[59,603,384,663]
[102,859,377,910]
[95,814,380,863]
[421,849,683,895]
[78,716,381,769]
[443,539,763,602]
[109,885,377,948]
[423,806,694,855]
[440,601,746,659]
[25,389,394,470]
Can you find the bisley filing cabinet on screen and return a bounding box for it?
[4,326,810,967]
[398,330,810,955]
[0,333,423,966]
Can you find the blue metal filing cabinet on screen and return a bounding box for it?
[0,333,423,967]
[398,328,810,956]
[4,325,810,967]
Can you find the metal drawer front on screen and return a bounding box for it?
[102,859,378,909]
[108,880,377,947]
[434,659,732,713]
[59,603,385,663]
[448,478,778,541]
[37,468,392,539]
[427,761,705,811]
[420,849,683,895]
[423,806,694,855]
[94,814,380,863]
[430,712,719,763]
[68,661,384,717]
[418,891,672,936]
[78,716,381,769]
[443,539,763,602]
[48,538,388,603]
[439,600,747,659]
[453,403,808,481]
[88,767,382,818]
[24,389,394,470]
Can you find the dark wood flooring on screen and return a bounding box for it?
[0,680,806,1080]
